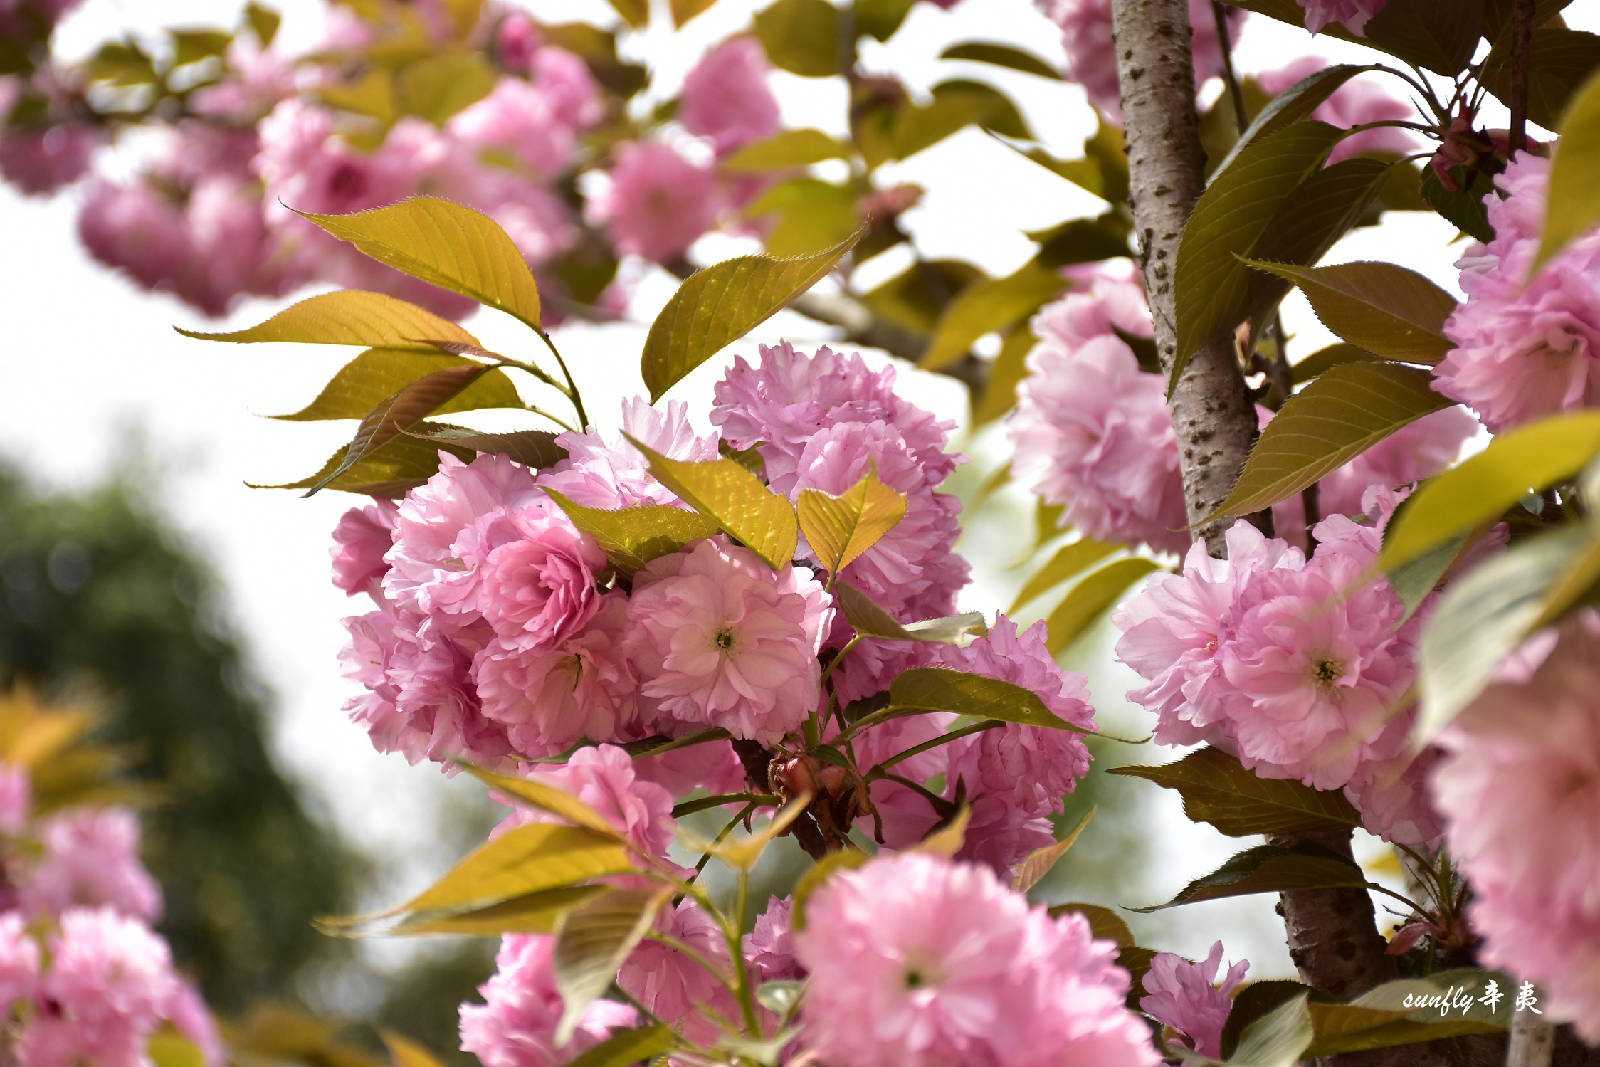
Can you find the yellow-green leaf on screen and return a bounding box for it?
[1241,258,1457,364]
[641,225,863,401]
[544,490,722,575]
[318,68,397,122]
[721,128,848,171]
[381,1029,446,1067]
[742,178,861,258]
[797,466,908,574]
[1379,411,1600,572]
[1013,807,1094,894]
[1044,558,1164,656]
[1535,66,1600,272]
[566,1025,676,1067]
[1010,537,1117,614]
[273,348,519,421]
[973,326,1036,426]
[939,40,1059,79]
[603,0,649,27]
[626,437,799,569]
[396,49,496,123]
[1213,64,1371,177]
[178,289,478,350]
[915,806,971,858]
[920,263,1064,371]
[465,764,629,840]
[835,582,987,643]
[298,197,542,329]
[686,794,810,870]
[753,0,842,77]
[554,886,672,1045]
[1208,362,1451,521]
[387,885,604,937]
[251,429,467,497]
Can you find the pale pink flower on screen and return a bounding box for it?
[0,764,29,833]
[513,744,677,858]
[0,122,101,195]
[587,140,719,262]
[631,738,749,798]
[461,934,636,1067]
[191,37,297,119]
[22,808,162,923]
[76,181,193,296]
[532,46,604,132]
[626,539,831,744]
[680,37,781,156]
[1431,614,1600,1041]
[0,912,39,1010]
[331,500,398,596]
[1298,0,1386,34]
[1256,57,1417,162]
[748,896,802,983]
[475,500,607,649]
[795,852,1159,1066]
[1345,747,1443,847]
[473,592,640,756]
[1140,942,1248,1059]
[618,899,737,1046]
[539,397,720,510]
[448,77,578,178]
[167,979,225,1067]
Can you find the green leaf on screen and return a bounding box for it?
[973,327,1036,426]
[252,427,468,497]
[554,886,672,1046]
[1379,411,1600,571]
[888,80,1033,162]
[1227,990,1313,1067]
[835,582,987,643]
[544,490,722,576]
[641,226,863,401]
[797,466,908,574]
[1534,66,1600,273]
[273,348,520,421]
[888,668,1097,734]
[1213,64,1371,178]
[396,49,496,123]
[244,2,282,46]
[602,0,649,28]
[1419,165,1496,243]
[565,1024,676,1067]
[860,259,983,334]
[856,0,915,39]
[401,425,565,468]
[1010,537,1117,614]
[1043,558,1164,656]
[1290,342,1382,384]
[297,197,543,329]
[753,0,842,76]
[1012,807,1093,894]
[1414,525,1590,748]
[939,40,1059,79]
[170,29,232,67]
[921,263,1064,371]
[1482,26,1600,131]
[178,289,478,350]
[668,0,717,26]
[1240,259,1457,364]
[742,178,861,258]
[721,128,850,171]
[755,980,802,1016]
[1305,970,1510,1057]
[1132,844,1371,912]
[626,438,799,569]
[1110,746,1362,837]
[1386,531,1471,623]
[1208,362,1450,520]
[384,885,604,937]
[319,823,631,936]
[1173,121,1343,387]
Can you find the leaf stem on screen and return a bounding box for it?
[728,869,763,1039]
[536,327,589,429]
[867,720,1003,774]
[1210,1,1249,135]
[673,793,780,818]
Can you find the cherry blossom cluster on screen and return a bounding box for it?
[2,2,781,318]
[0,764,222,1066]
[1435,149,1600,432]
[1114,492,1443,844]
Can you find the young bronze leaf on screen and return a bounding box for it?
[178,289,478,350]
[1130,844,1371,912]
[1379,410,1600,572]
[1173,122,1343,387]
[1043,558,1163,656]
[1534,66,1600,273]
[553,886,672,1045]
[1010,537,1117,614]
[920,263,1065,371]
[625,436,798,569]
[641,225,863,401]
[297,197,543,329]
[888,668,1093,734]
[402,425,566,469]
[1109,746,1361,837]
[544,489,722,575]
[797,466,908,575]
[835,582,986,643]
[1241,259,1457,364]
[273,348,520,421]
[1207,362,1450,521]
[305,364,493,496]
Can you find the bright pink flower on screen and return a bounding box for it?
[1431,614,1600,1041]
[626,539,831,744]
[494,12,541,73]
[475,500,606,649]
[748,896,802,983]
[1298,0,1386,34]
[461,934,636,1067]
[1033,0,1243,122]
[1436,152,1600,432]
[448,77,578,178]
[1140,942,1248,1059]
[1256,57,1416,162]
[795,852,1159,1067]
[331,500,398,596]
[0,912,39,1010]
[473,593,640,756]
[587,140,719,262]
[680,37,781,155]
[22,808,162,923]
[539,397,720,510]
[618,899,737,1045]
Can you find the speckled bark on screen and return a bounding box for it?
[1109,0,1401,1046]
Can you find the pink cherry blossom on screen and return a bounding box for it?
[511,743,678,858]
[1297,0,1386,34]
[460,934,636,1067]
[0,122,101,195]
[21,808,162,923]
[748,896,802,983]
[0,912,39,1010]
[448,77,578,178]
[0,764,29,833]
[474,500,607,650]
[539,397,720,510]
[617,899,737,1046]
[1140,941,1248,1059]
[795,852,1159,1066]
[330,499,398,596]
[679,37,781,156]
[626,539,831,744]
[586,140,719,262]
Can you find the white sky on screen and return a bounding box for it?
[5,0,1589,998]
